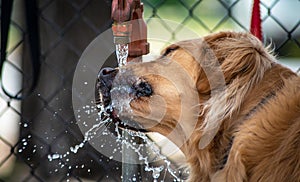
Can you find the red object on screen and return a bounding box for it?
[250,0,263,41]
[111,0,133,23]
[111,0,149,61]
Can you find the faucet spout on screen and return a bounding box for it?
[111,0,149,62]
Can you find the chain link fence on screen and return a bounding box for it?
[0,0,299,181]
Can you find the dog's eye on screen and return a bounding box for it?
[162,45,179,57]
[132,79,152,98]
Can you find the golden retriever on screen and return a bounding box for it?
[97,32,300,181]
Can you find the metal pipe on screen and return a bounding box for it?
[111,0,150,181]
[121,132,144,181]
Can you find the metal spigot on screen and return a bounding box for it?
[111,0,149,61]
[112,22,132,44]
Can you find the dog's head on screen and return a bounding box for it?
[96,32,274,149]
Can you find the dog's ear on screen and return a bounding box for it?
[199,32,274,149]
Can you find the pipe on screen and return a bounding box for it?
[111,0,149,181]
[111,0,149,62]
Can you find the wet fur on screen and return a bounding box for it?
[114,32,300,181]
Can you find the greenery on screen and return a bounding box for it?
[142,0,300,58]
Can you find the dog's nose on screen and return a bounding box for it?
[133,80,152,98]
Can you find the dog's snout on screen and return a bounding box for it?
[133,80,153,98]
[97,67,118,107]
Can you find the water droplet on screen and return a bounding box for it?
[48,154,61,162]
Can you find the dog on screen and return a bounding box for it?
[97,32,300,181]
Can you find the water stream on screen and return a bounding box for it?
[115,44,129,67]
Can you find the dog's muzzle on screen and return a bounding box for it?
[96,67,119,107]
[96,67,153,107]
[95,67,152,132]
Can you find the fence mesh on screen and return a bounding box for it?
[0,0,299,181]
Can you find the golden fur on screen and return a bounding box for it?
[112,32,300,181]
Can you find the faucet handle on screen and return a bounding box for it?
[111,0,133,22]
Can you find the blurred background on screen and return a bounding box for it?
[0,0,299,181]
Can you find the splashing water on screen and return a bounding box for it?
[47,103,112,162]
[47,42,185,181]
[116,44,129,67]
[46,101,184,181]
[122,129,182,181]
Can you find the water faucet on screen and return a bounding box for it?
[111,0,149,62]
